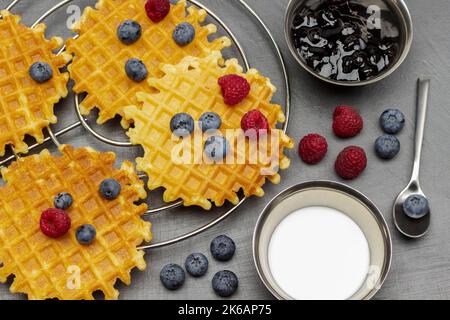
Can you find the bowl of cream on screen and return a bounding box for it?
[253,181,392,300]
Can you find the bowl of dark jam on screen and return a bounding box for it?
[285,0,413,86]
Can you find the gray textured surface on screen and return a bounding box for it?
[0,0,449,300]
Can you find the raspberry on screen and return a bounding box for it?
[240,110,269,137]
[40,208,71,238]
[145,0,170,23]
[335,146,367,180]
[218,74,250,106]
[332,106,363,138]
[333,105,355,118]
[298,134,328,164]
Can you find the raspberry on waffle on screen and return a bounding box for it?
[0,145,151,299]
[124,51,293,210]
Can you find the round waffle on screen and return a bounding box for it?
[124,51,294,210]
[66,0,231,128]
[0,10,71,157]
[0,145,151,299]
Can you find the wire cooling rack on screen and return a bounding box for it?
[0,0,291,250]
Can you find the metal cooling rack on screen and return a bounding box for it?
[0,0,291,250]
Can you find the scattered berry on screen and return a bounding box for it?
[375,135,400,159]
[76,224,96,245]
[240,109,269,137]
[54,192,73,210]
[117,20,142,45]
[403,194,430,219]
[199,112,222,132]
[145,0,170,22]
[99,178,121,200]
[160,263,185,290]
[204,136,230,161]
[210,235,235,261]
[333,105,355,118]
[40,208,71,238]
[332,106,363,138]
[380,108,405,134]
[170,113,195,137]
[29,62,53,83]
[212,270,238,297]
[173,22,195,46]
[298,134,328,164]
[218,74,251,106]
[125,58,148,82]
[185,253,209,277]
[335,146,367,180]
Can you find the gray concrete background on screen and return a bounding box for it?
[0,0,449,300]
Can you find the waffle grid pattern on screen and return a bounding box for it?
[0,10,71,156]
[124,52,293,210]
[0,145,151,299]
[66,0,231,127]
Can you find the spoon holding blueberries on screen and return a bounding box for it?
[393,78,431,238]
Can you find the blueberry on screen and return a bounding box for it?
[185,253,209,277]
[210,235,235,261]
[359,64,376,80]
[343,35,359,50]
[316,9,339,28]
[374,135,400,160]
[380,109,405,134]
[54,192,73,210]
[212,270,238,297]
[199,112,222,132]
[204,136,230,162]
[160,263,185,290]
[341,22,359,37]
[170,113,195,137]
[76,224,96,245]
[352,51,366,68]
[342,56,355,73]
[125,58,148,82]
[306,27,322,45]
[99,178,121,200]
[173,22,195,46]
[117,20,142,45]
[29,62,53,83]
[403,194,430,219]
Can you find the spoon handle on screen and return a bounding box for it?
[411,78,431,183]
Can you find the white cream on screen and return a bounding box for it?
[268,206,370,300]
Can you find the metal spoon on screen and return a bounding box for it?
[393,78,431,238]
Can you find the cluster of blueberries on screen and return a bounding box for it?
[376,109,429,219]
[46,178,121,243]
[375,108,404,160]
[51,191,96,244]
[171,112,230,161]
[160,235,239,297]
[28,19,196,84]
[117,19,196,82]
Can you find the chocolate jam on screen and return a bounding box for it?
[291,0,401,82]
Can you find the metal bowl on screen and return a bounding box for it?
[284,0,413,86]
[253,181,392,300]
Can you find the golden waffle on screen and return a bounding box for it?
[0,11,71,157]
[66,0,231,128]
[124,51,294,210]
[0,145,151,300]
